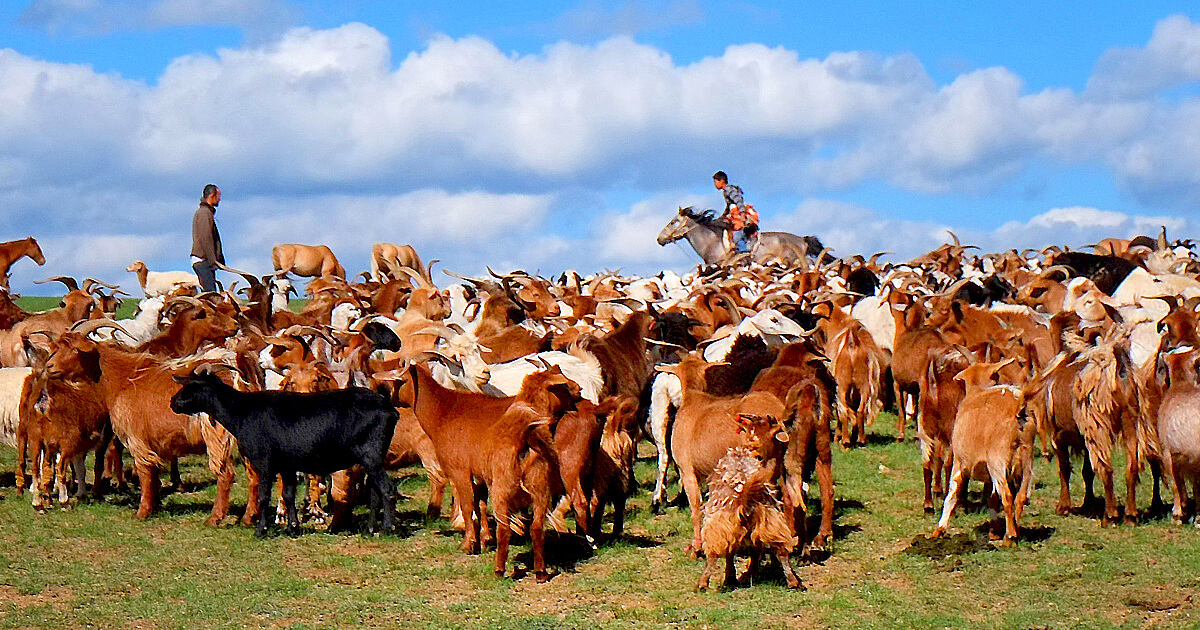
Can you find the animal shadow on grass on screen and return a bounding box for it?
[509,531,597,580]
[802,498,864,563]
[860,431,903,448]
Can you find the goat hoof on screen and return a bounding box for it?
[1001,538,1016,548]
[535,572,551,584]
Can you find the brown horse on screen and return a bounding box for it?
[0,237,45,290]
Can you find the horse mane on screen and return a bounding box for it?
[681,206,717,226]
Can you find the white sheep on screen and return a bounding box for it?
[126,260,199,297]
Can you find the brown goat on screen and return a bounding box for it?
[697,413,800,591]
[661,353,790,556]
[932,360,1036,546]
[392,362,579,582]
[272,244,346,279]
[43,328,237,524]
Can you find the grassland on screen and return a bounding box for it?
[2,295,1198,629]
[2,414,1199,630]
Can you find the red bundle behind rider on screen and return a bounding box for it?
[712,171,758,254]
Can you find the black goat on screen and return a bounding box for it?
[169,371,400,537]
[1049,252,1138,295]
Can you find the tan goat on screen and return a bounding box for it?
[932,359,1036,547]
[271,244,346,279]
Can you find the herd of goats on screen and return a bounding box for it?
[2,216,1200,591]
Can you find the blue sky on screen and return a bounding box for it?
[2,1,1200,293]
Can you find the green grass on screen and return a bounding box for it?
[3,414,1199,629]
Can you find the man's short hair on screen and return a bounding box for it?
[712,171,728,182]
[202,184,219,201]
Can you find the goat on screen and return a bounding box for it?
[932,360,1036,546]
[126,260,199,297]
[659,353,791,557]
[170,366,399,537]
[1155,348,1200,525]
[43,323,238,524]
[696,413,801,591]
[271,244,346,279]
[390,362,579,581]
[371,243,426,283]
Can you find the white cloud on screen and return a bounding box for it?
[1087,14,1200,101]
[6,18,1200,292]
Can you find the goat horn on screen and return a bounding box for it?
[191,361,245,380]
[395,264,432,289]
[214,263,263,288]
[84,277,119,291]
[35,276,79,292]
[69,317,131,339]
[1039,264,1072,279]
[412,325,460,340]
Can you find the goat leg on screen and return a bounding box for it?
[1164,453,1186,524]
[1123,430,1141,525]
[368,468,395,534]
[242,460,263,527]
[254,466,275,538]
[133,462,159,519]
[90,427,113,501]
[932,468,964,538]
[281,473,301,536]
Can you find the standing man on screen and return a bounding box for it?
[191,184,224,293]
[712,171,758,254]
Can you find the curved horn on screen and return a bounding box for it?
[69,317,131,339]
[214,262,263,288]
[35,276,79,292]
[396,264,431,289]
[83,277,119,292]
[191,361,245,379]
[281,324,342,348]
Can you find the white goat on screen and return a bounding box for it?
[89,296,166,346]
[482,347,604,403]
[126,260,199,297]
[0,366,33,448]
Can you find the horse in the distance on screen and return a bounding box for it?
[656,207,827,267]
[0,237,45,290]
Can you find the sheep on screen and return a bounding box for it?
[271,243,346,279]
[126,260,199,297]
[696,413,801,591]
[932,359,1036,546]
[170,366,399,537]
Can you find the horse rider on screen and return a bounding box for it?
[712,171,759,254]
